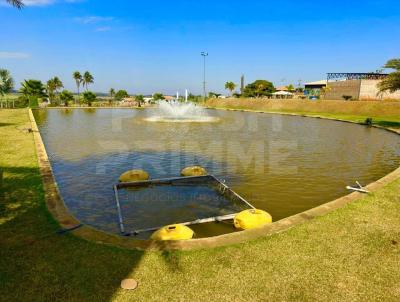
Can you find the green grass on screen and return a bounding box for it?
[1,109,400,301]
[205,98,400,129]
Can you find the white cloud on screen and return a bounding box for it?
[23,0,55,6]
[75,16,114,24]
[95,26,111,32]
[0,52,30,59]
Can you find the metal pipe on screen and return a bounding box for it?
[113,185,125,234]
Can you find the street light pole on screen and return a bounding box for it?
[201,52,208,100]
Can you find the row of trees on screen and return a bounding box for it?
[219,80,275,98]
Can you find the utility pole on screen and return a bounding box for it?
[201,52,208,100]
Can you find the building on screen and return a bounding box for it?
[275,86,289,92]
[324,73,400,100]
[304,80,327,91]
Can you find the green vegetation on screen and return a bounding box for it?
[46,76,64,104]
[1,109,399,301]
[224,81,236,95]
[82,71,94,91]
[243,79,275,98]
[153,92,165,100]
[82,91,96,106]
[378,58,400,93]
[206,98,400,129]
[19,79,47,108]
[0,69,14,96]
[136,94,144,107]
[59,90,74,106]
[114,90,129,101]
[73,71,83,103]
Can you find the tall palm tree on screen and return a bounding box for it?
[6,0,24,9]
[46,77,63,104]
[109,88,115,105]
[83,71,94,91]
[73,71,82,103]
[109,88,115,98]
[46,79,56,103]
[224,81,237,96]
[0,69,14,96]
[53,76,63,94]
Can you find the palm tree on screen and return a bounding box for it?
[82,71,94,91]
[6,0,24,9]
[224,81,237,96]
[109,88,115,105]
[73,71,82,103]
[0,69,14,96]
[109,88,115,98]
[47,77,63,104]
[20,79,47,107]
[46,79,56,103]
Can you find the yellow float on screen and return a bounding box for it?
[180,166,208,177]
[119,170,149,182]
[234,209,272,230]
[150,224,194,241]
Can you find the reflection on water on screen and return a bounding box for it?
[33,108,400,238]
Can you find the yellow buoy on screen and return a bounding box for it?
[181,166,207,177]
[234,209,272,230]
[119,170,149,182]
[150,224,194,241]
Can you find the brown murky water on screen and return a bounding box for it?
[33,108,400,238]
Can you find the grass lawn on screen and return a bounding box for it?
[205,98,400,129]
[1,108,400,302]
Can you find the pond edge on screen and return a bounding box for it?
[28,108,400,251]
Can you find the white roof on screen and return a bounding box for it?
[305,80,327,86]
[272,91,294,95]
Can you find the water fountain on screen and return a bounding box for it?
[144,90,219,123]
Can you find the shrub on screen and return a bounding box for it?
[365,118,373,126]
[82,91,97,106]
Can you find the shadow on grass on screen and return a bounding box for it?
[0,166,145,302]
[374,120,400,129]
[0,122,15,127]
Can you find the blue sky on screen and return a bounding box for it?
[1,0,400,95]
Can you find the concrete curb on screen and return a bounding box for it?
[29,108,400,251]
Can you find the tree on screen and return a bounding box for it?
[243,80,275,98]
[114,90,129,101]
[82,91,96,106]
[378,58,400,94]
[287,84,295,92]
[73,71,82,103]
[46,77,63,104]
[208,92,221,98]
[153,93,165,101]
[136,94,144,107]
[20,79,47,107]
[59,90,74,107]
[82,71,94,91]
[108,88,115,105]
[0,69,14,96]
[6,0,24,9]
[224,81,237,96]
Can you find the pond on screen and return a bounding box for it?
[33,108,400,238]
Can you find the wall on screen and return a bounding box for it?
[324,80,361,100]
[359,80,400,100]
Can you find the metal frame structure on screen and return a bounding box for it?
[113,175,255,236]
[327,73,388,82]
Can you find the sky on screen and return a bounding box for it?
[1,0,400,95]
